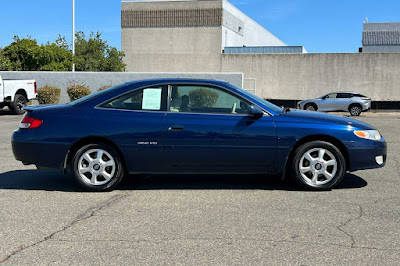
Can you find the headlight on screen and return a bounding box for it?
[354,130,381,141]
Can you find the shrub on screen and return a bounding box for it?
[189,88,219,107]
[98,85,111,92]
[67,84,91,102]
[37,86,61,104]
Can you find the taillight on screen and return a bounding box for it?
[20,115,42,129]
[34,82,37,93]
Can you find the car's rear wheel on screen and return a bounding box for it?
[304,103,317,111]
[10,94,27,115]
[290,141,346,190]
[71,143,124,192]
[349,105,362,116]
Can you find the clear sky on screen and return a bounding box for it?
[1,0,400,53]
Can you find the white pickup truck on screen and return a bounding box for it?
[0,75,37,114]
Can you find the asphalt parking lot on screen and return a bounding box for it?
[0,111,399,265]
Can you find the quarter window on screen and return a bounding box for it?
[352,94,367,98]
[100,86,167,111]
[169,85,252,114]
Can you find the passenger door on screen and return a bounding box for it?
[319,93,337,111]
[163,85,277,173]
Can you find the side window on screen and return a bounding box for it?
[337,93,351,98]
[100,86,167,111]
[352,94,366,98]
[169,85,252,114]
[325,93,337,99]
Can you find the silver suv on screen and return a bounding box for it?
[297,92,371,116]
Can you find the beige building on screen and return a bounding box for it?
[121,0,400,102]
[121,0,294,73]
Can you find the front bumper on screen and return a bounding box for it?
[297,101,303,109]
[346,139,387,172]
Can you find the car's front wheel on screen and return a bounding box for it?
[304,103,317,112]
[290,141,346,190]
[71,143,124,191]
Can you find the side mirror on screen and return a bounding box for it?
[248,105,264,118]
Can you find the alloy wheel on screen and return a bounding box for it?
[78,149,116,186]
[306,105,316,111]
[298,148,337,186]
[350,106,361,116]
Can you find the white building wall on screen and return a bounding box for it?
[222,0,286,49]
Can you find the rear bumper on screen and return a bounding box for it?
[346,140,387,172]
[12,130,69,169]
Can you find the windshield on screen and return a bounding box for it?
[68,83,127,105]
[238,88,284,114]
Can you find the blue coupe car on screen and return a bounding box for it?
[12,79,386,191]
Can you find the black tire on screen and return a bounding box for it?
[290,141,346,191]
[304,103,317,112]
[71,143,124,192]
[349,105,362,116]
[10,94,27,115]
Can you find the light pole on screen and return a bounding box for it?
[72,0,75,72]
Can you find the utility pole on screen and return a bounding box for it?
[72,0,75,72]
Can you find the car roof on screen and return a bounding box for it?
[325,91,359,95]
[125,78,231,87]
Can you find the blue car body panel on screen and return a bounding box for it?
[163,112,277,173]
[12,78,387,176]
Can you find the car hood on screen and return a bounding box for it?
[278,109,374,130]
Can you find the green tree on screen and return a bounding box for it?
[1,33,125,72]
[2,36,41,71]
[0,48,12,71]
[39,42,72,71]
[74,31,125,72]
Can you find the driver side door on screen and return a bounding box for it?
[163,84,277,173]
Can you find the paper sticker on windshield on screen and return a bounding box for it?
[142,88,162,110]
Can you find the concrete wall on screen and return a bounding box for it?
[121,0,223,72]
[221,53,400,101]
[362,22,400,53]
[120,1,223,73]
[0,72,243,104]
[363,46,400,53]
[122,27,223,72]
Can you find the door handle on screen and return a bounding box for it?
[168,125,184,131]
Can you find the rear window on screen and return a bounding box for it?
[352,94,367,98]
[68,84,127,105]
